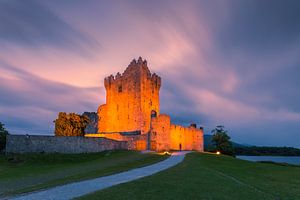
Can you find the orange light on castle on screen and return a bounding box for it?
[97,57,161,134]
[87,57,204,152]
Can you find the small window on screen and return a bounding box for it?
[151,110,157,118]
[118,85,122,92]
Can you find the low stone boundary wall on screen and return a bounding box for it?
[86,133,149,151]
[6,135,127,154]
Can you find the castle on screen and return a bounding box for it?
[86,57,203,152]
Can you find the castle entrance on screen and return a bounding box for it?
[136,140,147,150]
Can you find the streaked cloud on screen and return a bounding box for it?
[0,0,100,55]
[0,0,300,147]
[0,61,102,134]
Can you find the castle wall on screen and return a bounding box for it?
[98,57,160,134]
[170,124,185,150]
[170,124,203,151]
[6,134,127,154]
[123,134,148,151]
[85,133,148,151]
[98,65,142,133]
[86,133,124,141]
[140,70,161,134]
[150,114,171,151]
[149,114,204,152]
[193,128,204,151]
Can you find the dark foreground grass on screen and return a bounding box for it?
[0,151,168,197]
[79,152,300,200]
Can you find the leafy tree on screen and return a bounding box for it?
[211,125,234,156]
[0,122,9,151]
[54,112,90,136]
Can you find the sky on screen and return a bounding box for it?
[0,0,300,147]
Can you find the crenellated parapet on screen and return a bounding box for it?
[104,75,114,89]
[151,73,161,89]
[104,57,161,90]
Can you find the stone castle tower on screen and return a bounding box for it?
[98,57,161,134]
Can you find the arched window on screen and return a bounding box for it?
[151,110,157,118]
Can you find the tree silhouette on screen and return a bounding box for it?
[211,125,234,156]
[0,122,9,151]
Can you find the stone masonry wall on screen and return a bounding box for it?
[86,133,148,151]
[123,134,148,151]
[150,114,204,152]
[98,57,161,134]
[170,124,203,151]
[150,114,171,151]
[6,135,127,154]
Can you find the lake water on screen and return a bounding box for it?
[237,156,300,165]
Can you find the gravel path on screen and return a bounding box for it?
[9,151,189,200]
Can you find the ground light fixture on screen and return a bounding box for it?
[158,151,171,155]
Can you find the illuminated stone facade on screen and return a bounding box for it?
[150,115,203,152]
[93,57,203,152]
[98,57,161,134]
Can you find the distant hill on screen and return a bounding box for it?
[235,146,300,156]
[204,134,300,156]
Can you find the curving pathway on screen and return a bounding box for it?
[10,151,189,200]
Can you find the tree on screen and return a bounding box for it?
[0,122,9,151]
[211,125,234,156]
[54,112,90,136]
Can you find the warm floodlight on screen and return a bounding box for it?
[216,151,221,155]
[159,151,171,155]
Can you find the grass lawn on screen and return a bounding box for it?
[0,150,168,198]
[79,152,300,200]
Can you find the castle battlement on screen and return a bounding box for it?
[104,57,161,90]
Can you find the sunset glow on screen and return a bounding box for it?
[1,0,300,147]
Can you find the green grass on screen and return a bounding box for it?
[0,151,168,197]
[79,152,300,200]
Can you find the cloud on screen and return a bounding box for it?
[209,0,300,116]
[0,0,100,55]
[0,61,103,134]
[215,0,300,55]
[1,0,300,147]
